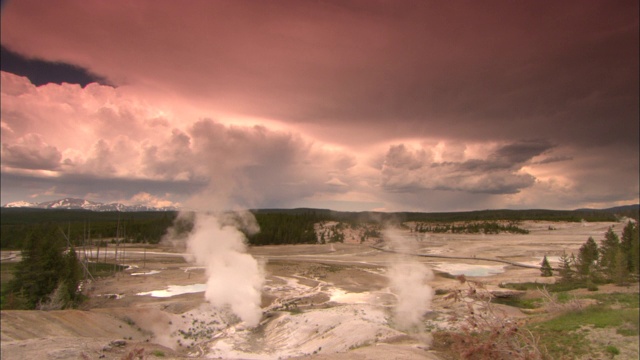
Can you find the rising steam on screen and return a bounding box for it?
[184,211,264,327]
[384,229,434,330]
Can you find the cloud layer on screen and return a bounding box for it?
[1,0,638,211]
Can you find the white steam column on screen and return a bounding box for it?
[384,229,434,330]
[185,212,264,327]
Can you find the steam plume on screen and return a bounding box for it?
[384,229,434,330]
[185,211,264,327]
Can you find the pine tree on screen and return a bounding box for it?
[62,247,82,305]
[9,225,66,308]
[7,224,84,309]
[540,255,553,277]
[599,227,620,279]
[612,248,629,285]
[620,221,639,275]
[558,251,574,283]
[577,237,599,278]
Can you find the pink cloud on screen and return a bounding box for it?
[0,1,637,210]
[1,133,62,170]
[2,0,636,147]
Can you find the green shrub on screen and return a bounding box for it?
[151,350,165,357]
[605,345,620,356]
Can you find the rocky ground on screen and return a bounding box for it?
[1,220,637,359]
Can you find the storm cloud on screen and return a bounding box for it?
[0,0,637,211]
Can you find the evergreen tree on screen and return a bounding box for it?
[7,224,83,309]
[62,247,82,305]
[558,251,574,283]
[540,255,553,277]
[612,248,629,285]
[599,227,621,279]
[577,237,599,278]
[620,221,639,275]
[9,225,66,308]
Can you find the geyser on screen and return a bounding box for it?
[184,211,264,327]
[384,229,434,330]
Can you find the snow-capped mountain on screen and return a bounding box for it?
[2,198,178,212]
[2,200,38,208]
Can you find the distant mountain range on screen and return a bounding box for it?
[1,198,178,212]
[2,197,638,217]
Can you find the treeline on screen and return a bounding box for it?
[553,221,639,287]
[1,209,177,249]
[2,205,637,249]
[394,207,632,223]
[246,212,322,245]
[412,221,530,234]
[258,206,637,224]
[2,224,82,310]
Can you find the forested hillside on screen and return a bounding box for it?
[1,205,637,249]
[247,212,323,245]
[1,209,176,249]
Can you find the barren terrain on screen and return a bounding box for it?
[1,220,638,359]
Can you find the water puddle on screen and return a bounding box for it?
[131,270,161,276]
[137,284,206,297]
[99,293,125,299]
[329,289,372,304]
[433,263,505,277]
[182,266,205,272]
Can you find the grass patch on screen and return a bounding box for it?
[324,264,342,273]
[439,289,639,359]
[88,262,127,277]
[583,292,640,307]
[532,306,638,333]
[533,328,591,359]
[555,291,571,303]
[434,270,457,279]
[491,296,542,309]
[1,262,18,286]
[500,281,589,292]
[0,262,25,309]
[151,349,165,357]
[528,304,639,359]
[605,345,620,356]
[122,316,136,326]
[288,307,304,315]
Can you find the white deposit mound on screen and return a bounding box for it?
[207,304,405,359]
[263,305,403,356]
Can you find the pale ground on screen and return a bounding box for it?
[1,220,638,359]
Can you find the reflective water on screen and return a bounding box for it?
[131,270,161,276]
[137,283,206,297]
[433,263,506,277]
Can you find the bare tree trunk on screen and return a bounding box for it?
[114,215,120,275]
[122,223,126,270]
[82,222,88,281]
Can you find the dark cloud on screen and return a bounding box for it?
[491,141,554,165]
[180,118,357,210]
[0,1,637,210]
[381,141,547,194]
[2,0,637,147]
[1,134,62,170]
[0,171,206,204]
[533,155,574,165]
[0,45,108,86]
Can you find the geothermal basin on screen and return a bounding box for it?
[1,220,634,360]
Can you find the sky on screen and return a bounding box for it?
[0,0,638,212]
